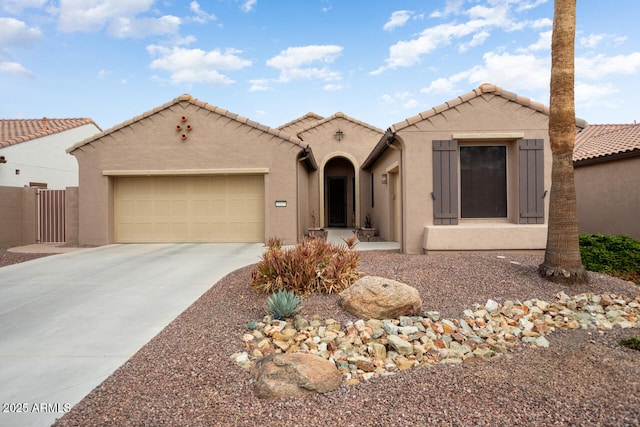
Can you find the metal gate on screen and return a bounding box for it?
[38,189,66,243]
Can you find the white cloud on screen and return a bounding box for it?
[521,30,551,52]
[464,51,550,89]
[189,1,217,24]
[403,98,420,110]
[371,21,478,74]
[1,0,47,13]
[240,0,256,13]
[579,34,605,49]
[323,83,343,91]
[458,30,490,53]
[379,91,418,108]
[56,0,179,37]
[530,18,552,29]
[147,45,252,85]
[108,15,181,38]
[0,18,42,49]
[430,0,464,18]
[266,45,343,83]
[0,61,34,77]
[578,33,626,50]
[515,0,549,12]
[373,1,552,75]
[421,78,457,95]
[422,51,550,96]
[576,52,640,80]
[383,10,412,31]
[575,82,617,107]
[97,69,111,79]
[249,78,270,91]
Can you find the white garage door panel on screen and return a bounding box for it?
[115,175,264,242]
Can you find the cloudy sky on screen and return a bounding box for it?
[1,0,639,131]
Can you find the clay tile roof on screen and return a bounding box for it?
[66,94,318,170]
[295,111,385,136]
[277,112,324,131]
[0,118,101,149]
[68,94,307,152]
[390,83,559,133]
[574,123,640,163]
[363,83,588,170]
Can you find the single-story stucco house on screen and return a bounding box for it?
[1,118,101,189]
[0,117,101,248]
[67,83,586,253]
[574,123,640,240]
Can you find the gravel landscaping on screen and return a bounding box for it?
[5,249,639,426]
[0,249,52,267]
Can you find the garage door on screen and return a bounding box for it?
[114,175,264,243]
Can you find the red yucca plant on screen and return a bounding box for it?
[251,236,360,295]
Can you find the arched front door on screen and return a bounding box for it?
[324,157,355,227]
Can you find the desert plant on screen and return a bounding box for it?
[264,289,302,320]
[246,320,259,330]
[251,237,360,295]
[310,210,317,228]
[363,213,374,228]
[620,337,640,351]
[579,234,640,284]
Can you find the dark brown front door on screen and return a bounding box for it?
[328,176,347,226]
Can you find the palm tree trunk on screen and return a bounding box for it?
[538,0,588,283]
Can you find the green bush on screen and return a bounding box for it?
[264,289,303,320]
[251,236,360,295]
[620,337,640,351]
[579,234,640,284]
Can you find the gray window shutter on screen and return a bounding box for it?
[518,139,545,224]
[432,140,458,225]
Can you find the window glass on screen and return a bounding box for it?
[460,146,507,218]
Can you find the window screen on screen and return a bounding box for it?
[460,146,507,218]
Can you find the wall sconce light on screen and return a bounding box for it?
[381,173,388,184]
[334,129,345,141]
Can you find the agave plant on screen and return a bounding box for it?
[264,289,303,320]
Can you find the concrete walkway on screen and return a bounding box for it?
[325,228,401,251]
[0,235,396,426]
[0,243,264,427]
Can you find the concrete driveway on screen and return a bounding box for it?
[0,243,264,427]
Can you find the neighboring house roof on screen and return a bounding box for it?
[67,94,318,170]
[0,118,100,149]
[362,83,587,169]
[294,111,385,139]
[573,123,640,165]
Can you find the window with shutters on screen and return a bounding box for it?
[460,145,507,218]
[432,139,544,225]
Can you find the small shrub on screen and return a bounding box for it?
[620,337,640,351]
[251,237,360,295]
[246,320,259,330]
[579,234,640,284]
[264,289,302,320]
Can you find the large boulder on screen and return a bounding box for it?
[251,353,342,399]
[339,276,422,320]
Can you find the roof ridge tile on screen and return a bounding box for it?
[67,94,307,154]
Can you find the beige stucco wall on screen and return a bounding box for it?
[297,116,383,228]
[65,186,79,245]
[575,156,640,239]
[391,93,552,253]
[368,145,402,243]
[70,100,307,246]
[0,186,37,248]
